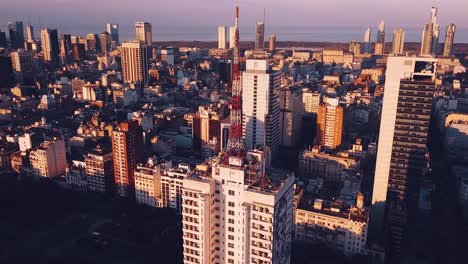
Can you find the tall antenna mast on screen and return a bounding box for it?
[225,6,245,163]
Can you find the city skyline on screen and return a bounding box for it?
[1,1,467,43]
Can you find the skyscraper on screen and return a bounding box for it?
[391,28,405,55]
[349,40,361,55]
[0,55,14,89]
[8,21,24,49]
[106,23,119,45]
[374,21,385,54]
[371,56,437,261]
[218,25,226,49]
[121,41,149,85]
[421,7,439,55]
[229,26,236,49]
[135,22,152,48]
[85,147,114,193]
[269,34,276,52]
[242,59,281,155]
[10,49,33,72]
[112,120,144,197]
[25,25,34,42]
[316,98,343,149]
[443,23,456,57]
[40,28,59,65]
[86,33,99,51]
[255,22,265,50]
[363,27,372,54]
[61,34,73,57]
[0,30,7,48]
[100,32,111,53]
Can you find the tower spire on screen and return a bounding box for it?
[225,6,245,163]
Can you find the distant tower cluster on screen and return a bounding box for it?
[421,7,440,55]
[391,28,405,55]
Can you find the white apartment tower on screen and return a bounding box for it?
[218,26,227,49]
[229,26,236,49]
[242,59,281,156]
[182,149,295,264]
[391,28,405,55]
[121,41,149,85]
[302,89,321,115]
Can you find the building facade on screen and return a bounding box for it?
[85,147,114,193]
[29,138,67,178]
[391,28,405,55]
[218,26,227,49]
[121,41,149,85]
[443,23,456,57]
[316,98,343,149]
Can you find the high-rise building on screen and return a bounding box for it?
[72,43,86,61]
[10,49,33,72]
[0,30,7,48]
[303,89,321,115]
[242,59,281,155]
[421,7,439,55]
[106,23,119,45]
[112,120,144,197]
[349,41,361,55]
[0,55,15,88]
[85,147,114,193]
[316,98,343,149]
[100,32,111,53]
[255,22,265,50]
[61,34,73,58]
[40,28,60,65]
[86,33,99,51]
[279,85,303,147]
[229,26,236,49]
[182,148,295,264]
[391,28,405,55]
[363,27,372,54]
[121,41,149,85]
[135,22,152,48]
[29,138,67,178]
[269,34,276,52]
[8,21,24,49]
[374,21,385,54]
[371,56,437,261]
[443,23,456,57]
[25,25,34,42]
[192,105,227,154]
[218,25,227,49]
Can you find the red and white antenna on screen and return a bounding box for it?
[225,6,245,163]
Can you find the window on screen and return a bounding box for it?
[228,190,235,195]
[228,202,235,207]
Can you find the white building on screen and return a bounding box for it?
[29,138,67,178]
[218,26,227,49]
[371,56,437,234]
[229,26,236,49]
[182,149,295,264]
[18,132,33,152]
[242,59,281,156]
[303,89,321,115]
[85,147,114,193]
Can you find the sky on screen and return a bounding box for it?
[0,0,466,42]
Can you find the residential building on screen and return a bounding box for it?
[391,28,405,55]
[242,59,281,155]
[29,138,67,178]
[298,147,359,180]
[10,49,33,72]
[269,34,276,52]
[218,26,227,49]
[85,147,114,193]
[192,104,227,153]
[121,41,149,85]
[303,89,321,115]
[112,120,144,197]
[443,23,456,57]
[316,98,343,149]
[279,85,303,147]
[255,22,265,50]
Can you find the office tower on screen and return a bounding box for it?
[279,85,303,147]
[421,7,439,55]
[86,33,99,51]
[40,28,60,65]
[85,147,114,193]
[0,55,14,88]
[229,26,236,49]
[316,98,343,149]
[303,89,321,115]
[363,27,372,54]
[121,41,149,85]
[100,32,111,53]
[112,120,144,197]
[255,22,265,50]
[443,23,456,57]
[25,25,34,42]
[106,23,119,45]
[72,43,86,61]
[8,21,24,49]
[61,34,73,57]
[371,56,437,261]
[391,28,405,55]
[218,59,232,83]
[135,22,152,48]
[242,59,281,155]
[269,34,276,51]
[182,148,295,264]
[10,49,33,72]
[192,105,226,154]
[0,30,7,48]
[218,25,227,49]
[29,138,67,178]
[349,40,361,55]
[374,21,385,54]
